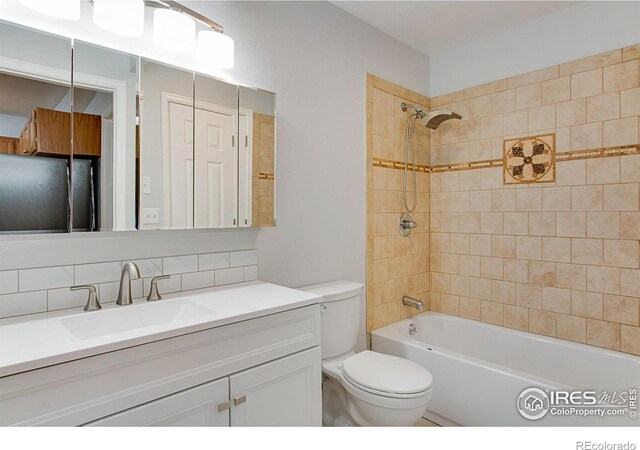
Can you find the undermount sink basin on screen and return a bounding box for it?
[60,300,214,341]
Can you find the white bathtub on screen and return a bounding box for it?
[372,312,640,426]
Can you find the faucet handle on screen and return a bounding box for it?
[147,275,171,302]
[71,285,101,312]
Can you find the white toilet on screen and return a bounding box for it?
[299,280,433,427]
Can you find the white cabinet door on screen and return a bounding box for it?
[85,378,229,427]
[230,347,322,426]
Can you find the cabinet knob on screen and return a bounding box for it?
[233,395,246,406]
[218,401,231,412]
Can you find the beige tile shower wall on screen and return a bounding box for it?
[366,74,430,333]
[252,113,275,227]
[428,45,640,356]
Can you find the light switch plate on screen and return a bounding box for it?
[143,208,160,224]
[143,176,151,194]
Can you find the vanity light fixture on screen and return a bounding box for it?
[197,30,234,69]
[153,7,196,54]
[148,1,234,67]
[93,0,145,38]
[21,0,234,68]
[19,0,81,20]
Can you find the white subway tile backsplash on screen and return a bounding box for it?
[163,255,198,275]
[123,259,162,278]
[0,291,47,318]
[230,250,258,267]
[0,271,18,295]
[19,266,73,292]
[0,249,256,320]
[199,253,230,271]
[48,287,87,311]
[182,270,216,291]
[75,261,122,285]
[215,267,244,286]
[244,265,258,282]
[143,275,181,296]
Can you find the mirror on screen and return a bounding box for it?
[194,73,239,228]
[239,87,276,227]
[0,20,277,234]
[72,41,139,232]
[0,21,72,234]
[139,59,195,230]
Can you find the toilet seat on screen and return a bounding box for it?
[341,351,433,399]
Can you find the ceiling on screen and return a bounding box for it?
[331,1,579,56]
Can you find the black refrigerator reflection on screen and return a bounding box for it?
[0,154,97,233]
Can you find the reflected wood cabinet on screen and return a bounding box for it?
[17,108,101,157]
[0,136,17,154]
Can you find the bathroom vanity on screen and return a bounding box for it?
[0,282,322,426]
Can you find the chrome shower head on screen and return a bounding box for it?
[421,109,462,130]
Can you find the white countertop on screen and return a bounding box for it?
[0,281,321,377]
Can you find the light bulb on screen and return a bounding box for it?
[93,0,144,38]
[20,0,80,20]
[197,30,234,69]
[153,8,196,54]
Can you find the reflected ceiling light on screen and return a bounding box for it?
[197,30,234,69]
[153,8,196,54]
[93,0,144,37]
[20,0,81,20]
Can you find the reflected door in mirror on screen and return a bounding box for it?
[194,106,237,228]
[168,101,194,229]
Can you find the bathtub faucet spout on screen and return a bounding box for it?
[402,295,424,311]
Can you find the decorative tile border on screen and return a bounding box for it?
[555,144,640,162]
[373,144,640,174]
[259,173,275,180]
[372,158,430,173]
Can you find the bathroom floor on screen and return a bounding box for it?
[414,418,439,427]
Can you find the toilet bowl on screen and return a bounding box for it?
[299,281,433,427]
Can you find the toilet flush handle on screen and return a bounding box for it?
[319,304,327,313]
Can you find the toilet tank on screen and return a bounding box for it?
[298,280,364,359]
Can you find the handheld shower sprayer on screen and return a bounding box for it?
[399,102,462,236]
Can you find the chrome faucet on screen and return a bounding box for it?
[116,262,141,306]
[402,295,424,311]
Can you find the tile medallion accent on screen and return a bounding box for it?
[504,134,556,184]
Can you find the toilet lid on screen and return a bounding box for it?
[342,351,433,395]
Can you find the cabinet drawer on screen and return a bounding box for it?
[0,305,320,426]
[84,378,229,427]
